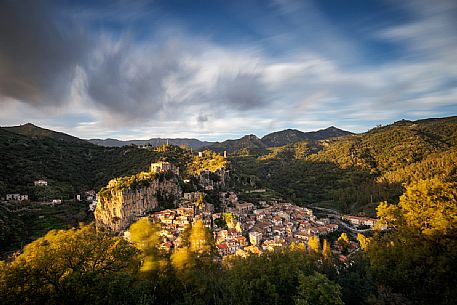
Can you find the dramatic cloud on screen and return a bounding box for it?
[0,0,456,140]
[0,0,90,106]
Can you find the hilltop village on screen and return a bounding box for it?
[94,152,376,259]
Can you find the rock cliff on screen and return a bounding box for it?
[95,176,181,233]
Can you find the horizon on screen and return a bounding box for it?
[1,0,457,141]
[2,115,454,142]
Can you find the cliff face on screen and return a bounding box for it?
[95,177,181,233]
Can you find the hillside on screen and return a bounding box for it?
[0,126,195,253]
[208,126,352,153]
[0,127,192,198]
[230,116,457,213]
[261,126,352,147]
[88,137,214,150]
[3,123,88,144]
[260,129,308,147]
[209,134,268,154]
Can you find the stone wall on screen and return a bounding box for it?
[95,177,181,233]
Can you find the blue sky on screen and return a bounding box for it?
[0,0,456,141]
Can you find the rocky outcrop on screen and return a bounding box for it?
[95,177,181,233]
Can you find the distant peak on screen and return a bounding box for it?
[23,122,38,127]
[242,134,258,139]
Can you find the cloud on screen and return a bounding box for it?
[0,0,90,106]
[0,0,456,140]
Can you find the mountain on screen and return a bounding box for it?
[208,134,267,154]
[302,126,353,141]
[3,123,88,144]
[0,126,192,198]
[261,126,353,147]
[230,116,457,213]
[260,129,308,147]
[88,138,214,150]
[207,126,352,153]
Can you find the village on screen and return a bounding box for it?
[123,161,377,259]
[144,187,376,259]
[2,159,378,260]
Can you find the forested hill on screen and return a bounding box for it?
[261,126,352,147]
[208,134,267,154]
[207,126,352,153]
[0,126,192,199]
[2,116,456,208]
[230,116,457,213]
[3,123,88,145]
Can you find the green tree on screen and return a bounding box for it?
[294,272,344,305]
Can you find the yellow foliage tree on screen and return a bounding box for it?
[189,220,214,255]
[129,218,161,251]
[399,179,457,236]
[0,224,139,304]
[129,218,163,272]
[322,239,332,258]
[308,236,320,253]
[357,233,369,251]
[337,232,349,247]
[171,247,194,270]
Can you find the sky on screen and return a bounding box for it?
[0,0,456,141]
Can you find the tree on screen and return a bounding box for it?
[129,218,163,272]
[171,247,194,270]
[356,233,369,252]
[194,194,204,210]
[337,233,349,248]
[0,224,140,305]
[294,272,344,305]
[189,220,215,257]
[308,236,320,253]
[399,179,457,236]
[368,179,457,304]
[223,212,236,229]
[322,239,332,258]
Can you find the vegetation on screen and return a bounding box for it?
[1,176,457,304]
[0,201,92,257]
[0,127,192,200]
[261,126,352,147]
[98,171,160,201]
[230,117,457,213]
[1,117,457,304]
[185,150,228,176]
[368,179,457,304]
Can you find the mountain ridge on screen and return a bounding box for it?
[3,123,89,145]
[88,137,214,150]
[208,126,353,153]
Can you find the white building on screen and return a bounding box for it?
[34,180,48,186]
[6,194,28,201]
[89,200,97,211]
[249,231,262,246]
